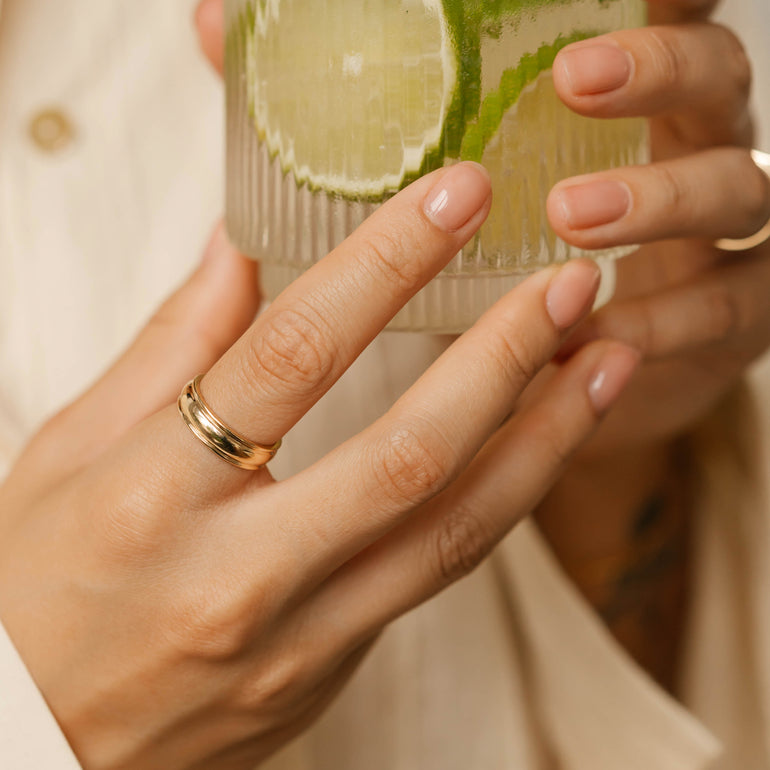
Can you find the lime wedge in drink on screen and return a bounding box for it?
[245,0,456,198]
[477,67,646,264]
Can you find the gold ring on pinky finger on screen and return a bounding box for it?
[717,149,770,252]
[178,375,282,470]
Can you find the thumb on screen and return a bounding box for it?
[31,223,261,478]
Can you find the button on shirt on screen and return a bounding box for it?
[1,1,770,768]
[28,108,76,154]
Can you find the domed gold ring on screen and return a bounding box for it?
[178,375,282,471]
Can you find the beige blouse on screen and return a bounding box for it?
[1,0,769,767]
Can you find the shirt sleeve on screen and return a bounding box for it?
[0,622,82,768]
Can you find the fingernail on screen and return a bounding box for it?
[560,44,632,95]
[588,346,641,414]
[554,180,632,230]
[423,162,491,233]
[546,260,602,330]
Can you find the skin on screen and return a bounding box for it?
[0,1,767,768]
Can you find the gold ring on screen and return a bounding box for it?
[178,375,282,470]
[716,149,770,252]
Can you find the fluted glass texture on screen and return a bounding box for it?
[226,0,648,332]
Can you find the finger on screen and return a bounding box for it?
[559,248,770,361]
[29,225,260,476]
[553,23,753,147]
[237,258,603,588]
[176,163,492,481]
[195,0,225,76]
[546,147,770,250]
[297,341,640,651]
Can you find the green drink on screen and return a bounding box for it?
[226,0,648,332]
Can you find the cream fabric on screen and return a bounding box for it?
[0,0,769,767]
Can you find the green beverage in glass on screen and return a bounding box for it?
[225,0,648,332]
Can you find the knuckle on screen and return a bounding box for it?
[87,470,176,565]
[486,327,541,390]
[645,29,688,91]
[356,226,424,295]
[235,652,310,718]
[163,584,269,663]
[165,612,248,664]
[95,497,161,564]
[651,164,693,224]
[247,302,336,397]
[372,421,454,509]
[430,506,494,585]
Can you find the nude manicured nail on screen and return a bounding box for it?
[560,44,632,95]
[546,261,602,330]
[555,180,632,230]
[423,162,491,232]
[588,346,641,414]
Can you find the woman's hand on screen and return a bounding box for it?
[543,0,770,456]
[523,1,770,652]
[0,161,637,768]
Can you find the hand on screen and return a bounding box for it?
[0,159,638,769]
[542,0,770,457]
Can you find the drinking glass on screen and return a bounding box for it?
[226,0,648,332]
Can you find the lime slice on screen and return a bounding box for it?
[247,0,457,198]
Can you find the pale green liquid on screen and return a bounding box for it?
[226,0,649,332]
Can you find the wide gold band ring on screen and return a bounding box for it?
[178,375,282,470]
[716,149,770,252]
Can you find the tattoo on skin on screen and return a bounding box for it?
[596,490,691,692]
[537,442,694,692]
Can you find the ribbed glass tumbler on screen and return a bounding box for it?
[226,0,648,332]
